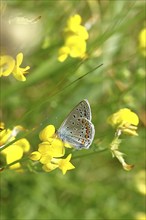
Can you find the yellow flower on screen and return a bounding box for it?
[42,162,59,173]
[65,35,86,58]
[58,36,86,62]
[135,212,146,220]
[58,46,70,62]
[0,53,30,81]
[0,124,25,147]
[1,138,30,170]
[0,122,5,130]
[42,154,75,174]
[30,124,75,175]
[38,140,65,158]
[0,128,14,147]
[29,151,41,161]
[57,154,75,175]
[0,55,15,77]
[39,125,56,141]
[65,14,89,40]
[58,14,88,62]
[66,14,82,32]
[12,53,30,81]
[139,28,146,57]
[134,170,146,195]
[107,108,139,136]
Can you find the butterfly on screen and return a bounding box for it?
[57,99,95,149]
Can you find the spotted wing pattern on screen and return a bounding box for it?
[57,99,95,149]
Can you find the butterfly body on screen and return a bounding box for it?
[57,99,95,149]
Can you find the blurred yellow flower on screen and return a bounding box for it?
[0,124,24,147]
[0,128,14,147]
[139,28,146,57]
[65,35,86,58]
[30,124,75,175]
[12,53,30,81]
[65,14,89,40]
[0,123,30,170]
[0,122,5,130]
[108,108,139,136]
[0,53,30,81]
[135,212,146,220]
[58,14,89,62]
[1,138,30,170]
[134,170,146,195]
[0,55,15,76]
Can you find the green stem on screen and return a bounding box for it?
[1,156,30,170]
[72,148,108,159]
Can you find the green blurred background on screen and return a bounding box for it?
[1,0,145,219]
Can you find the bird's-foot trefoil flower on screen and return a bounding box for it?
[107,108,139,171]
[0,52,30,81]
[12,53,30,81]
[0,123,30,170]
[58,14,89,62]
[107,108,139,136]
[30,125,75,175]
[138,27,146,57]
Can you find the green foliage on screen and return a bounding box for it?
[1,0,145,220]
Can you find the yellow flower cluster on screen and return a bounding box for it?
[107,108,139,171]
[58,14,89,62]
[107,108,139,136]
[0,123,30,170]
[139,27,146,57]
[30,125,75,175]
[0,53,30,81]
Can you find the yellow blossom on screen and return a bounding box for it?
[135,212,146,220]
[139,28,146,56]
[29,151,41,161]
[1,138,30,170]
[66,14,82,32]
[134,170,146,195]
[42,162,59,172]
[107,108,139,136]
[0,124,25,147]
[38,140,65,158]
[0,122,5,130]
[12,53,30,81]
[65,35,86,58]
[65,14,88,40]
[39,125,55,141]
[30,124,75,175]
[58,46,70,62]
[58,14,89,62]
[0,55,15,76]
[57,154,75,175]
[0,128,14,147]
[0,53,30,81]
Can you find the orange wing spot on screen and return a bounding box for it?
[81,139,85,144]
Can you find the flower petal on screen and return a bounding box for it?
[0,55,15,76]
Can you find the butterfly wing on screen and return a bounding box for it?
[58,117,95,149]
[58,99,91,128]
[57,100,95,149]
